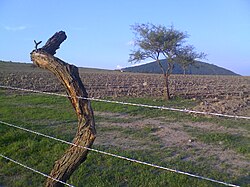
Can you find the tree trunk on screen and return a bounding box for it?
[163,73,170,100]
[156,59,170,100]
[30,31,96,187]
[183,68,186,75]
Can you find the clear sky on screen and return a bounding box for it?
[0,0,249,75]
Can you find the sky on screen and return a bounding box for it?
[0,0,249,75]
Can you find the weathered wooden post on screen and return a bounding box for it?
[30,31,96,187]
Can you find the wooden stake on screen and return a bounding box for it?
[30,31,96,187]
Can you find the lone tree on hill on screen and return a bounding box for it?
[129,23,206,100]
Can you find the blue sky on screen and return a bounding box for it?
[0,0,249,75]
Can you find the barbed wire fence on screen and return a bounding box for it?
[0,120,241,187]
[1,85,249,187]
[1,85,249,120]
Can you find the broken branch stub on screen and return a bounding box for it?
[39,31,67,56]
[30,31,96,187]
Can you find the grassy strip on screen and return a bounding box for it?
[196,132,249,155]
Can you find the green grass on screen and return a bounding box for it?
[182,123,250,157]
[91,96,200,122]
[196,132,250,155]
[67,146,232,187]
[0,90,249,186]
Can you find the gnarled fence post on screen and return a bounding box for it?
[30,31,96,187]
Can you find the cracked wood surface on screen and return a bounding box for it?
[30,31,96,187]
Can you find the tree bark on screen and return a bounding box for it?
[156,59,170,100]
[30,31,96,187]
[40,31,67,56]
[163,73,170,100]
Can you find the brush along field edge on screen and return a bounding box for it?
[30,31,96,187]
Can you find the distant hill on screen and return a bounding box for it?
[0,60,239,76]
[122,60,239,76]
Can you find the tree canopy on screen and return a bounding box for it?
[129,23,206,99]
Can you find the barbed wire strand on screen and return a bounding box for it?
[0,85,249,120]
[0,120,240,187]
[0,153,75,187]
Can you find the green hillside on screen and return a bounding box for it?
[122,60,239,75]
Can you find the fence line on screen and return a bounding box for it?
[0,85,250,119]
[0,120,240,187]
[0,85,249,120]
[0,153,75,187]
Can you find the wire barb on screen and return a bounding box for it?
[0,120,240,187]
